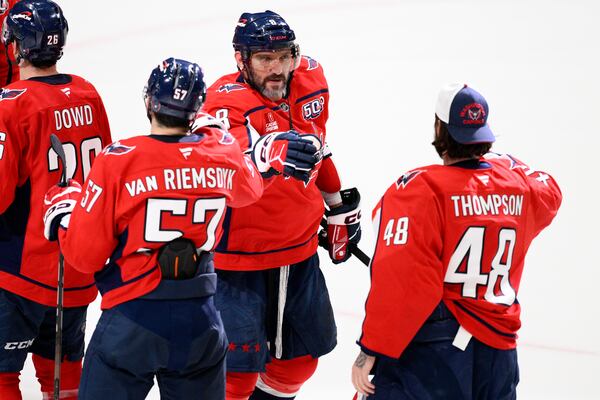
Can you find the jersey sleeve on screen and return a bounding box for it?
[228,152,264,208]
[0,110,21,213]
[315,155,341,194]
[201,92,252,150]
[520,162,562,235]
[58,153,118,274]
[359,176,445,359]
[488,153,562,237]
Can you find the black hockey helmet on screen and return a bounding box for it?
[1,0,68,65]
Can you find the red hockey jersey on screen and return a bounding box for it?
[0,74,112,307]
[0,0,20,86]
[58,127,264,309]
[359,154,562,358]
[199,55,329,270]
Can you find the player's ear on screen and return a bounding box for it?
[13,42,19,61]
[434,116,442,138]
[234,51,244,71]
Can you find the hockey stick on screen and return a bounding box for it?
[49,134,67,400]
[319,218,371,267]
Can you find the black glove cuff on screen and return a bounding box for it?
[326,187,360,216]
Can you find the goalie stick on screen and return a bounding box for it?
[49,134,67,400]
[319,218,371,267]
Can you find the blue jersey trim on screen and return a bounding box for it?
[27,74,72,85]
[147,133,204,143]
[216,232,317,256]
[358,196,383,346]
[0,181,29,275]
[295,88,329,104]
[453,301,517,338]
[215,207,233,253]
[449,159,492,170]
[243,105,267,117]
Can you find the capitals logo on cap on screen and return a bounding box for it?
[461,103,486,125]
[435,83,495,144]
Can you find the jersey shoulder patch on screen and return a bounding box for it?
[102,141,136,156]
[216,83,246,94]
[302,55,320,71]
[0,88,27,101]
[395,169,426,189]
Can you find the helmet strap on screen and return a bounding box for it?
[3,44,12,85]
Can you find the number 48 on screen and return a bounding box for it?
[445,227,517,305]
[383,217,409,246]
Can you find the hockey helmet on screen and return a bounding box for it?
[144,57,207,122]
[233,10,299,61]
[1,0,68,65]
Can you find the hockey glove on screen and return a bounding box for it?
[249,131,321,182]
[43,179,82,241]
[323,188,362,264]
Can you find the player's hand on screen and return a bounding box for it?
[250,131,321,181]
[351,350,376,396]
[322,188,362,264]
[43,179,82,241]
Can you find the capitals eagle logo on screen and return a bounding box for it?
[395,170,424,189]
[0,88,27,101]
[103,141,136,156]
[217,84,246,93]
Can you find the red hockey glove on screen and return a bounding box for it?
[249,131,321,182]
[322,188,362,264]
[43,179,82,241]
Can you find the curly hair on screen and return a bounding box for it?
[432,116,492,159]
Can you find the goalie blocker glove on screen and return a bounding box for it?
[249,130,321,182]
[42,179,82,241]
[324,188,362,264]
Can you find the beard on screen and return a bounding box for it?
[251,72,289,101]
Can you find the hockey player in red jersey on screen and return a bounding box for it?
[0,0,19,86]
[195,10,363,400]
[0,1,112,399]
[42,57,319,400]
[352,84,562,399]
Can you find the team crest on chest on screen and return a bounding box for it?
[0,88,27,101]
[395,170,424,189]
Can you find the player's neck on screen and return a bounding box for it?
[442,155,479,166]
[19,64,59,80]
[150,120,189,136]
